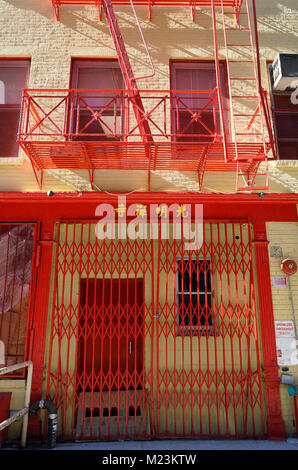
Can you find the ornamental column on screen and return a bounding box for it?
[253,222,286,440]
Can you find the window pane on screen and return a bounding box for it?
[77,67,123,91]
[176,110,218,143]
[0,63,29,105]
[0,60,30,158]
[177,258,213,329]
[269,81,298,160]
[178,293,199,326]
[171,61,229,142]
[72,110,121,141]
[273,112,298,159]
[0,109,20,158]
[199,294,213,326]
[190,260,198,292]
[198,260,211,292]
[275,113,298,139]
[71,60,124,141]
[277,141,298,160]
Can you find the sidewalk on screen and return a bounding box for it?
[46,437,298,451]
[3,437,298,451]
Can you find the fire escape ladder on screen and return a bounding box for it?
[102,0,154,145]
[214,0,270,191]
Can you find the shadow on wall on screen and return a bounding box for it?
[256,0,298,56]
[3,0,298,79]
[4,0,298,20]
[3,0,54,20]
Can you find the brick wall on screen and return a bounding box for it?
[0,1,297,192]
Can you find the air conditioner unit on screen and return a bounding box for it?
[272,53,298,91]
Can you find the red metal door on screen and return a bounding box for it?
[77,278,144,392]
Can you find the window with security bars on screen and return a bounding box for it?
[176,258,213,334]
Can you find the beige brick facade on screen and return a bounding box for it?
[0,0,298,442]
[0,0,297,193]
[267,221,298,435]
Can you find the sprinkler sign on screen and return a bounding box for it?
[275,321,298,366]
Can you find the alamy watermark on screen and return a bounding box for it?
[95,197,203,250]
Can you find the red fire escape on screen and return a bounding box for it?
[18,0,276,191]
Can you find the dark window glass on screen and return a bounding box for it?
[177,258,213,331]
[269,65,298,160]
[171,61,229,143]
[70,60,124,141]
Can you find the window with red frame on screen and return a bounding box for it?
[170,61,230,143]
[268,65,298,160]
[0,60,30,158]
[70,59,124,141]
[176,258,213,336]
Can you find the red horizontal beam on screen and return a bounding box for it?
[19,140,268,171]
[0,191,297,228]
[0,191,297,205]
[51,1,242,7]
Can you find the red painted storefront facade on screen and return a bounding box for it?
[1,192,297,440]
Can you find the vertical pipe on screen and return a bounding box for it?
[251,0,277,159]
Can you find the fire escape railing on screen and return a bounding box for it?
[19,89,221,142]
[18,88,272,191]
[51,1,245,22]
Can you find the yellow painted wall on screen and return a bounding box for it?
[267,222,298,436]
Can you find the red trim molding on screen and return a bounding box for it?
[0,192,297,223]
[29,221,55,404]
[253,223,286,440]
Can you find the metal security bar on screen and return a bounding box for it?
[156,220,265,437]
[46,219,265,440]
[46,222,154,440]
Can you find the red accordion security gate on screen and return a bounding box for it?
[46,219,265,439]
